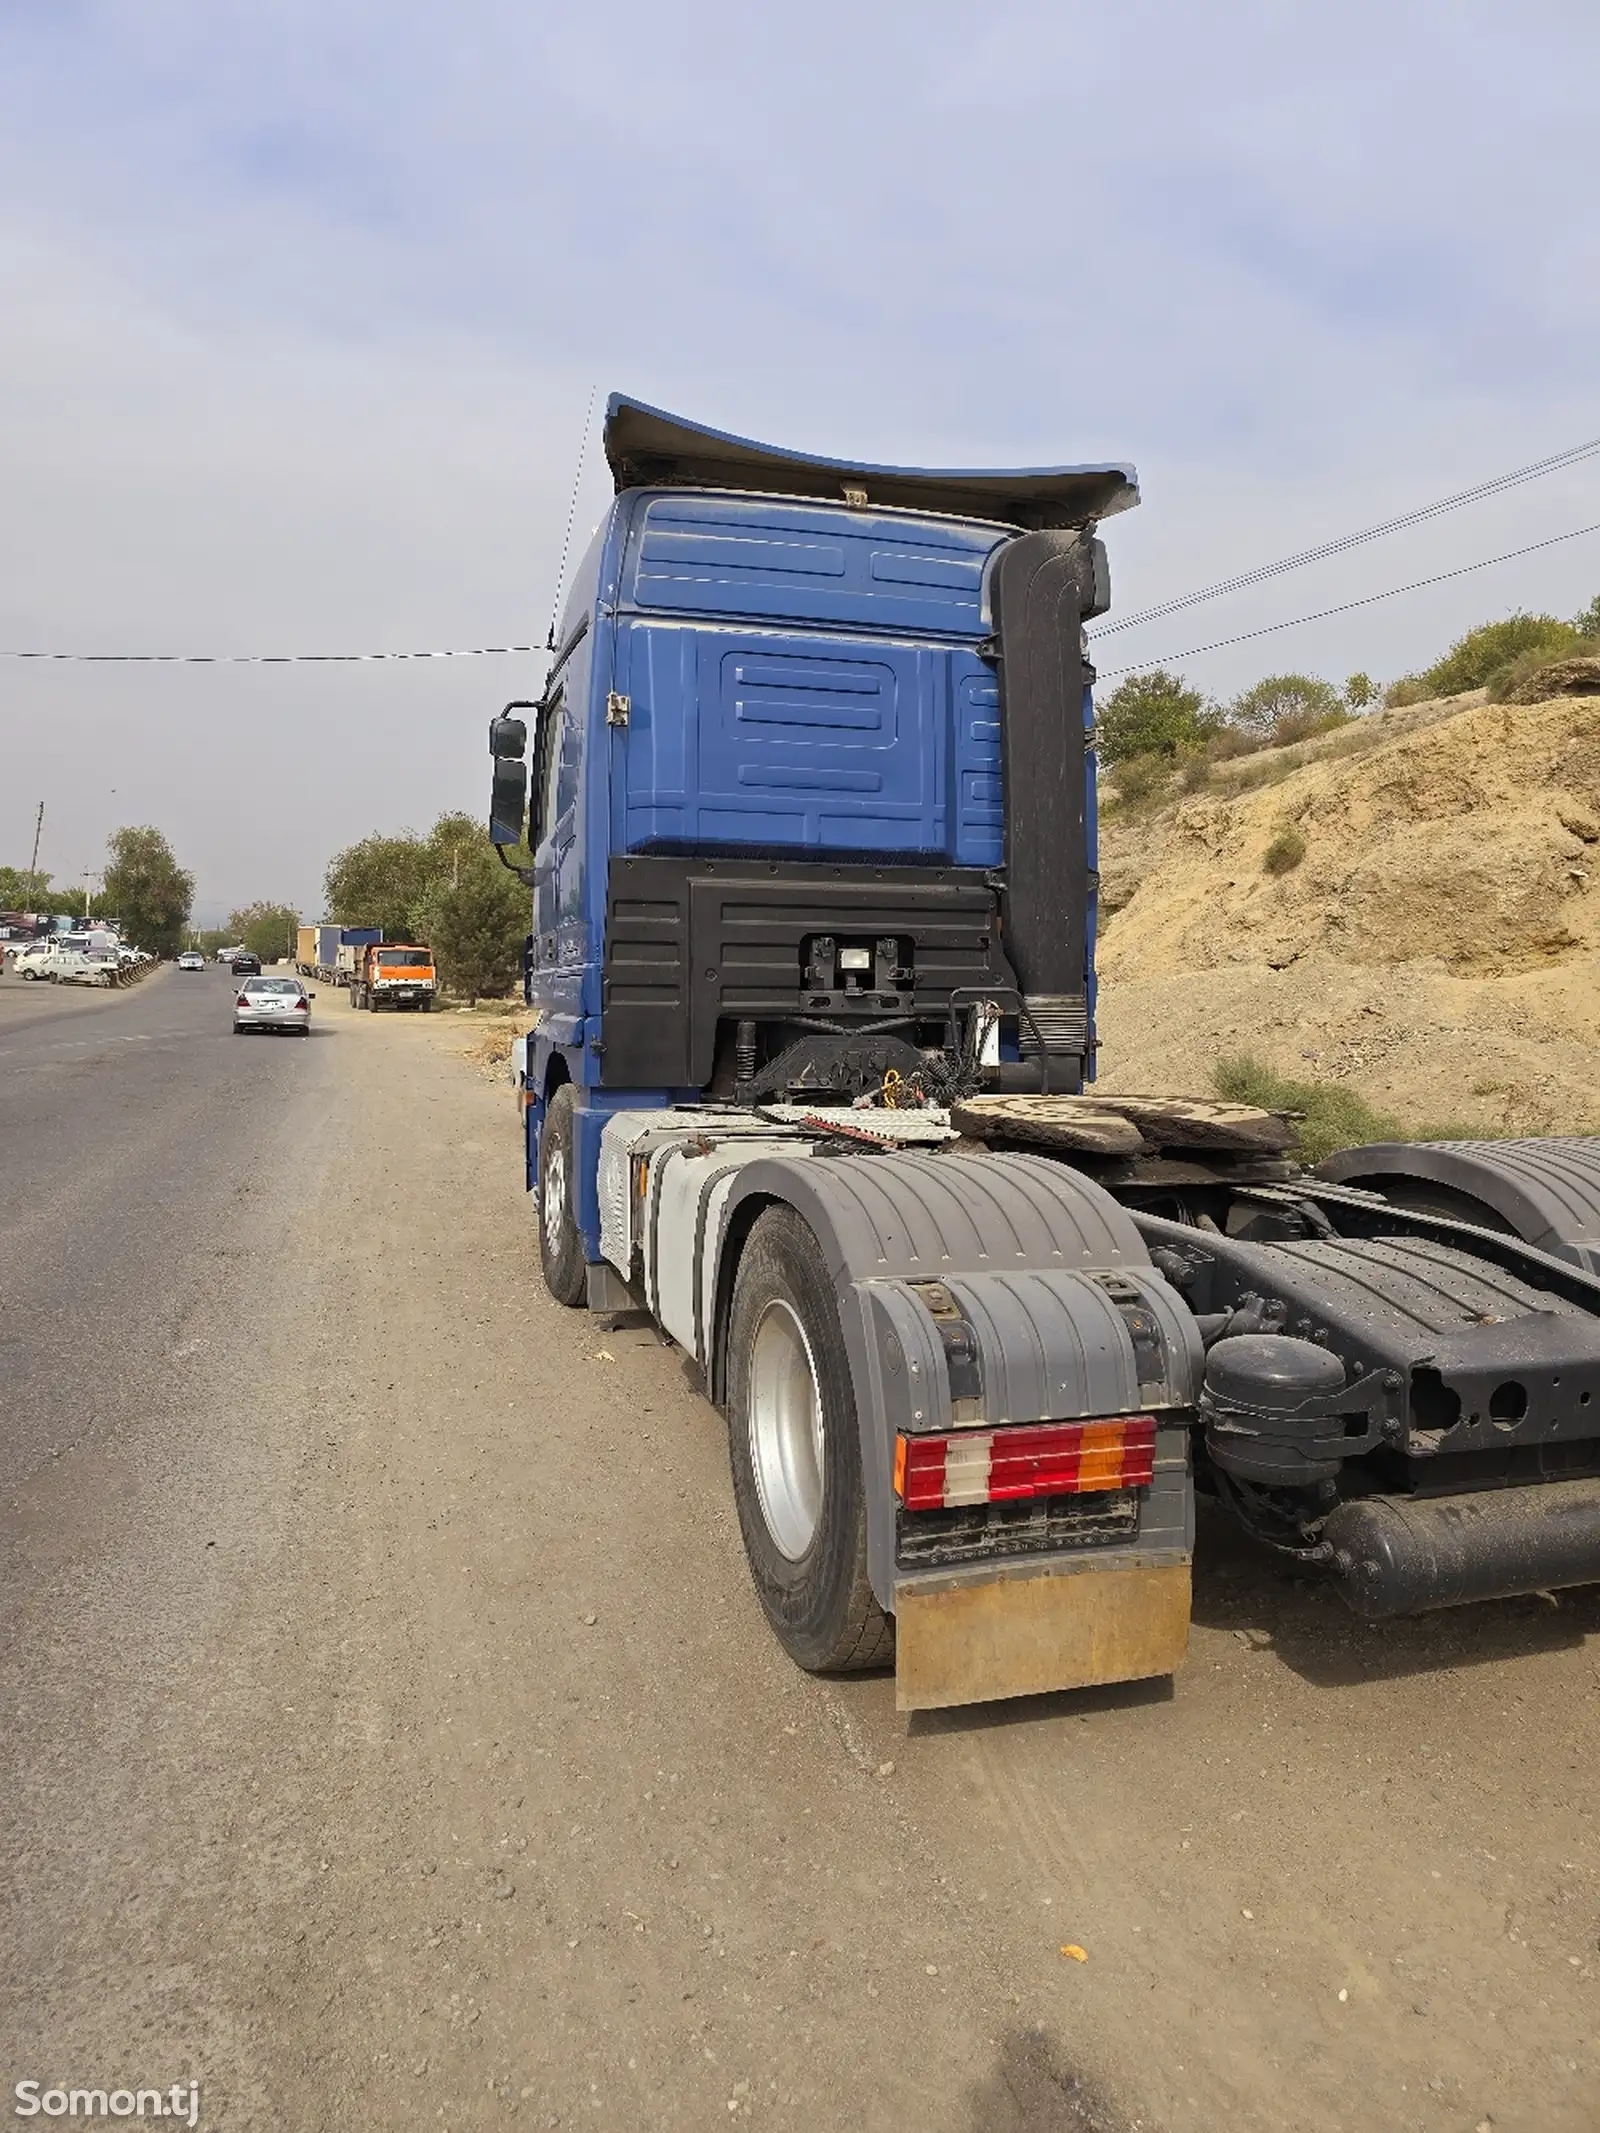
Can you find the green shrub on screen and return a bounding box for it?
[1204,725,1261,763]
[1228,673,1342,739]
[1571,593,1600,638]
[1384,676,1432,708]
[1262,827,1307,875]
[1109,753,1176,809]
[1485,646,1571,703]
[1270,704,1352,747]
[1096,669,1219,767]
[1344,672,1378,710]
[1418,612,1578,699]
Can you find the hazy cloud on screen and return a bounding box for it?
[2,0,1598,914]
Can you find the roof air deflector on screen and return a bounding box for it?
[603,395,1138,532]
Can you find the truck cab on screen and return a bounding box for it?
[348,942,437,1012]
[487,396,1600,1713]
[505,397,1130,1263]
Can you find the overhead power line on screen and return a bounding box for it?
[1096,519,1600,680]
[5,440,1598,671]
[1092,432,1600,638]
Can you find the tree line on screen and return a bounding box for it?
[1098,590,1600,794]
[323,811,528,1002]
[4,810,528,998]
[1,828,196,957]
[1,831,301,966]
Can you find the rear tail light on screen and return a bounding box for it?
[893,1416,1157,1512]
[293,997,309,1010]
[236,994,250,1007]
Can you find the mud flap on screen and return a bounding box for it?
[893,1558,1191,1712]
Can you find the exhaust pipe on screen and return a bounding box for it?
[1326,1478,1600,1619]
[988,530,1109,1092]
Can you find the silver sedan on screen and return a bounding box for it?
[233,975,314,1035]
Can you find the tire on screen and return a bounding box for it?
[725,1207,893,1674]
[537,1083,589,1307]
[366,990,378,1012]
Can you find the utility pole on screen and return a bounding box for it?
[25,802,43,913]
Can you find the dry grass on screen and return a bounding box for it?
[433,998,527,1074]
[1213,1054,1489,1163]
[465,1023,521,1069]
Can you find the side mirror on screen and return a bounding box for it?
[489,706,531,759]
[490,756,528,847]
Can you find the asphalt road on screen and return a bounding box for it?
[2,974,1597,2133]
[0,964,327,1484]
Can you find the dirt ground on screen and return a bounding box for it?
[5,990,1599,2132]
[1095,691,1600,1134]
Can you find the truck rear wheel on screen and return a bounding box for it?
[538,1084,589,1307]
[725,1208,893,1674]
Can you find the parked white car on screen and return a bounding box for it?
[60,946,121,985]
[10,939,55,979]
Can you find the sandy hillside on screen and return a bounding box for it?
[1094,690,1600,1135]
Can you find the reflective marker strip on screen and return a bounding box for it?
[895,1417,1158,1512]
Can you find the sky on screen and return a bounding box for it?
[2,0,1598,923]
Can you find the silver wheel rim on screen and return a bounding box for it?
[543,1138,567,1258]
[749,1300,825,1560]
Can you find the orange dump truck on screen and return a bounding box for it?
[343,941,438,1011]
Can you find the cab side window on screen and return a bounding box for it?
[532,688,565,849]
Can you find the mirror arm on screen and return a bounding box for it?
[496,843,537,887]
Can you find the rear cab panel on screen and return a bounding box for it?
[611,491,1007,865]
[525,487,1034,1246]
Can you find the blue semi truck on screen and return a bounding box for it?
[487,395,1600,1711]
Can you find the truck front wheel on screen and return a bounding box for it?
[726,1208,893,1674]
[538,1084,589,1308]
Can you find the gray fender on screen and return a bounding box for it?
[713,1150,1203,1610]
[1318,1137,1600,1274]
